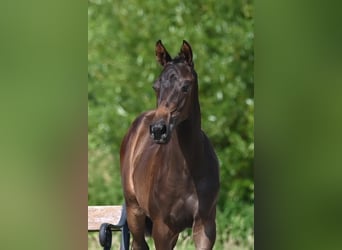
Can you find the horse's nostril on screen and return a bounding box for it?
[160,124,167,134]
[150,122,168,142]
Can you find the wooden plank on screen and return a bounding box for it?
[88,205,123,231]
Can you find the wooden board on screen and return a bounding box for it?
[88,205,123,231]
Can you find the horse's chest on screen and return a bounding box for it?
[151,169,197,227]
[154,189,197,229]
[133,145,198,227]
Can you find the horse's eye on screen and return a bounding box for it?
[181,85,189,93]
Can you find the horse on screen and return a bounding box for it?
[120,40,220,249]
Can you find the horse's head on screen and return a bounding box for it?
[149,40,198,144]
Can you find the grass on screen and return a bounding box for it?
[88,231,254,250]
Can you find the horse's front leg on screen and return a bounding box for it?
[126,203,149,250]
[192,215,216,250]
[152,219,179,250]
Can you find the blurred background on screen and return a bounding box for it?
[88,0,253,249]
[2,0,342,249]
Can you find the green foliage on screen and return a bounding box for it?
[88,0,253,248]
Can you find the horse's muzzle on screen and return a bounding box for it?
[150,120,170,144]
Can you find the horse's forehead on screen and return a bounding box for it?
[162,63,193,80]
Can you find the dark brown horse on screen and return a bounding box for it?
[120,40,220,249]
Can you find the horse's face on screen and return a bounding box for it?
[149,40,197,144]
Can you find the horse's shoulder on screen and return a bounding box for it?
[120,111,154,154]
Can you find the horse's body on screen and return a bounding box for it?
[120,40,220,249]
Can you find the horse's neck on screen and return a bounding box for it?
[176,102,203,165]
[176,123,205,180]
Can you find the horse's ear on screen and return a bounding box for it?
[179,40,193,67]
[155,40,171,67]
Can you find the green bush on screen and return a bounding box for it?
[88,0,253,248]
